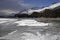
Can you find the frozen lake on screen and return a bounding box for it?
[0,18,60,40]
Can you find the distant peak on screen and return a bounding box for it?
[48,2,60,9]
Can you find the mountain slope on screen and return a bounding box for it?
[15,3,60,18]
[27,3,60,14]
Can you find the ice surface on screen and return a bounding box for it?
[0,31,58,40]
[0,18,60,40]
[15,19,51,26]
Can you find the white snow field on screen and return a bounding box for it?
[0,18,60,40]
[14,19,51,26]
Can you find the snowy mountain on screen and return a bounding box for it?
[20,3,60,14]
[27,3,60,14]
[15,2,60,18]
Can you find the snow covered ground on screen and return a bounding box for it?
[0,18,60,40]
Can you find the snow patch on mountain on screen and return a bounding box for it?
[22,3,60,15]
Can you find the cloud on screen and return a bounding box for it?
[0,9,16,16]
[0,0,32,16]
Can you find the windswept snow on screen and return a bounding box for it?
[0,21,7,24]
[0,31,58,40]
[20,32,58,40]
[8,30,17,35]
[0,18,60,40]
[14,19,51,26]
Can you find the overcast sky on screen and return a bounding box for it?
[0,0,33,16]
[0,0,60,16]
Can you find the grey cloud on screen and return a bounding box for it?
[0,0,32,16]
[0,0,25,11]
